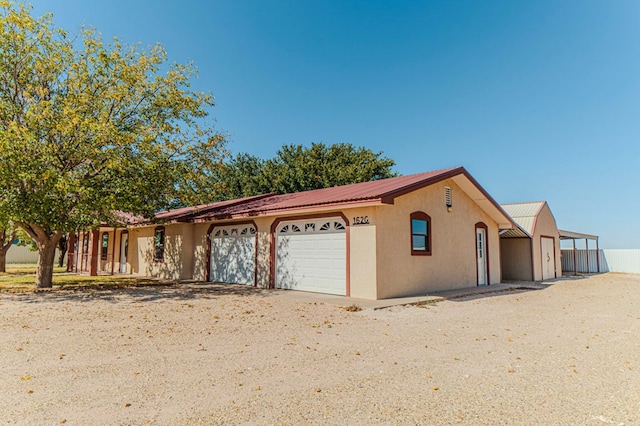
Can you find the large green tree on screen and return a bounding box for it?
[0,2,226,287]
[211,142,398,201]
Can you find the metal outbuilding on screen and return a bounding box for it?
[500,201,562,281]
[558,229,600,274]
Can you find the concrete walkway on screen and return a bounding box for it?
[267,281,547,310]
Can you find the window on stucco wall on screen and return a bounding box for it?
[154,227,165,262]
[101,232,109,260]
[410,211,431,256]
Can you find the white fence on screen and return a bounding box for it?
[5,244,39,263]
[561,249,640,274]
[5,244,62,264]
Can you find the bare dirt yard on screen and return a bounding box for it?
[1,273,639,425]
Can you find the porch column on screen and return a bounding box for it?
[88,230,100,276]
[596,237,600,273]
[66,233,76,272]
[572,239,577,275]
[585,238,590,273]
[76,232,82,272]
[110,228,117,276]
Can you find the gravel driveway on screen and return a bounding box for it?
[1,273,638,425]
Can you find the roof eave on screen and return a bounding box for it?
[452,169,518,230]
[157,193,277,222]
[191,198,387,222]
[378,166,465,203]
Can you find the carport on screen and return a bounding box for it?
[559,229,600,274]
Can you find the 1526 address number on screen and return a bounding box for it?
[352,216,370,225]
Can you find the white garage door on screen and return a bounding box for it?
[210,224,256,285]
[276,218,347,296]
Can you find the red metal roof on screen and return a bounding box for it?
[155,193,274,222]
[150,166,516,230]
[188,166,467,220]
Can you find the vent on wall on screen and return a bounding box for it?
[445,186,452,210]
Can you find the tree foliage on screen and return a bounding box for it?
[0,2,226,287]
[208,142,399,202]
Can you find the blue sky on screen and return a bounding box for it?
[29,0,640,248]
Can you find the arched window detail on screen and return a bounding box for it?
[101,232,109,261]
[154,226,165,262]
[410,211,432,256]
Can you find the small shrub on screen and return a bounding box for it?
[342,304,362,312]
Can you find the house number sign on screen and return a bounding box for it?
[352,216,370,225]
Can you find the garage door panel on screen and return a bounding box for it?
[210,224,256,285]
[276,218,346,296]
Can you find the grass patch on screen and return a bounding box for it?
[0,270,162,293]
[1,263,66,275]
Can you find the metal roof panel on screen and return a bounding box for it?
[500,201,546,235]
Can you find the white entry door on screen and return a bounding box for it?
[476,227,488,286]
[119,232,128,273]
[276,218,347,296]
[541,237,556,280]
[210,224,256,285]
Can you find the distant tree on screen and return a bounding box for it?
[211,153,270,200]
[214,143,398,200]
[0,219,17,273]
[169,133,229,208]
[0,3,226,287]
[57,234,68,268]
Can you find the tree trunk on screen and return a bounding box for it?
[0,232,13,273]
[36,238,59,288]
[17,224,63,289]
[57,234,68,268]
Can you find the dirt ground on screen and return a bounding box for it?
[1,273,638,425]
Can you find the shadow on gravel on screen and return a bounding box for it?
[446,286,546,302]
[559,273,601,281]
[444,273,603,302]
[443,280,558,302]
[0,282,270,304]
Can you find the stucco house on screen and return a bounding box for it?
[499,201,562,281]
[70,166,518,300]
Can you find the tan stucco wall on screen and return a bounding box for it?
[500,238,533,281]
[344,207,377,299]
[127,229,138,274]
[531,204,561,281]
[133,223,193,281]
[374,179,502,299]
[192,223,210,282]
